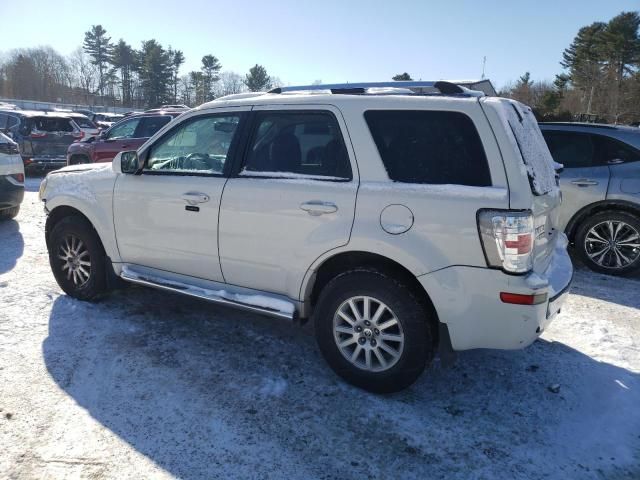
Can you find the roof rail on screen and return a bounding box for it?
[268,81,477,96]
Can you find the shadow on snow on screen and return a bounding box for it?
[42,286,639,480]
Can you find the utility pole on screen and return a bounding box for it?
[481,56,486,80]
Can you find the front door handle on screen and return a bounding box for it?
[300,201,338,216]
[570,179,599,187]
[182,192,210,205]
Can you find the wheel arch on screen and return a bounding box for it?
[301,250,441,346]
[565,200,640,243]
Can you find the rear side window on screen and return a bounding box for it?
[31,117,74,133]
[136,115,172,138]
[594,135,640,164]
[243,111,352,179]
[364,110,491,186]
[71,116,97,129]
[542,131,596,168]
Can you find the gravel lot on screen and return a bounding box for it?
[1,178,639,480]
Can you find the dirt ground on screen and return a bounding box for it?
[0,178,639,479]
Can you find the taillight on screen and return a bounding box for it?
[73,130,85,140]
[30,131,47,138]
[478,210,535,274]
[10,173,24,184]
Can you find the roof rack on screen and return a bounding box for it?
[268,81,480,96]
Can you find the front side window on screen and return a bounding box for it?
[145,114,241,174]
[542,131,596,168]
[242,111,352,179]
[364,110,491,186]
[106,118,141,140]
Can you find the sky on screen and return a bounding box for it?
[0,0,637,89]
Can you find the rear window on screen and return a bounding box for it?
[487,98,557,195]
[364,110,491,186]
[71,116,97,129]
[30,117,75,133]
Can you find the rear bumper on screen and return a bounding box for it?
[23,156,67,170]
[0,175,25,210]
[419,233,573,351]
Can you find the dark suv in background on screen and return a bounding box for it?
[0,110,82,171]
[66,109,185,165]
[540,122,640,275]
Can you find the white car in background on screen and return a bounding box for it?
[67,114,101,142]
[0,131,24,220]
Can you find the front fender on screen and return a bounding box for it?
[42,166,119,262]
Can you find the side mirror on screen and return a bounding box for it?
[113,150,141,174]
[99,130,108,140]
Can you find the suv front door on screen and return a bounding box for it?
[218,106,358,299]
[542,130,609,230]
[113,108,249,282]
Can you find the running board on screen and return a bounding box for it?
[120,266,295,321]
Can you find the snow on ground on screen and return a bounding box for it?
[0,178,639,479]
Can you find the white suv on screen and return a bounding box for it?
[39,81,573,392]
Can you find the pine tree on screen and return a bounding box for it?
[244,64,271,92]
[111,39,136,107]
[168,49,185,103]
[137,40,172,108]
[201,55,221,101]
[392,72,413,81]
[83,25,113,98]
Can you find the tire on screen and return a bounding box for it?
[575,210,640,276]
[314,270,434,393]
[68,155,89,166]
[48,216,108,301]
[0,206,20,220]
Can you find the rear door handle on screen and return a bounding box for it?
[300,201,338,216]
[570,179,599,187]
[182,192,210,205]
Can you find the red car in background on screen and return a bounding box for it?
[66,109,186,165]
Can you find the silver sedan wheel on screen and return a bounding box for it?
[585,220,640,269]
[333,296,405,372]
[58,234,91,287]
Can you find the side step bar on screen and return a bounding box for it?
[120,267,295,321]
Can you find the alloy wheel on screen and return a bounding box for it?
[584,220,640,269]
[333,296,405,372]
[58,234,92,287]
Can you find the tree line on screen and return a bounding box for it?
[0,24,279,109]
[500,11,640,124]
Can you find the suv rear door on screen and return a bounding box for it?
[541,129,609,230]
[218,106,358,299]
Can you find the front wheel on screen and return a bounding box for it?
[575,211,640,276]
[314,270,434,393]
[48,216,108,301]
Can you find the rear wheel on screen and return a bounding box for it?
[575,211,640,275]
[48,216,108,300]
[0,206,20,220]
[314,270,433,393]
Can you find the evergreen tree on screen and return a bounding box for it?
[111,39,136,107]
[137,40,172,108]
[244,64,271,92]
[392,72,413,81]
[83,25,112,98]
[201,54,221,101]
[168,48,185,103]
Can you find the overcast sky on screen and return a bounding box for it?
[1,0,636,89]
